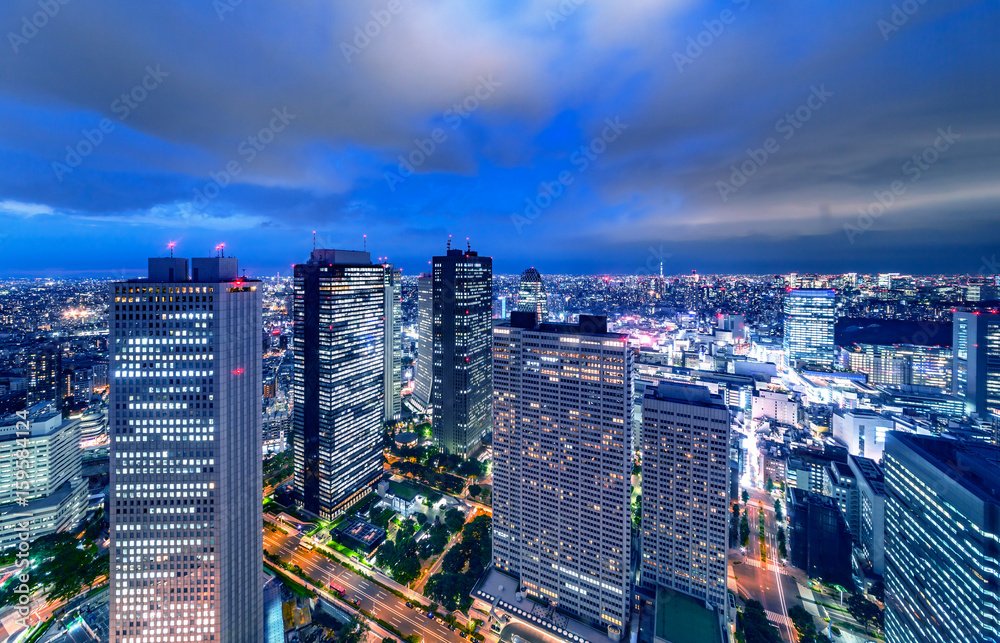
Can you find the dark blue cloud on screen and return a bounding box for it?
[0,0,997,276]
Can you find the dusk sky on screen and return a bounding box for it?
[1,0,997,277]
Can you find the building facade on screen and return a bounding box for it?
[383,265,402,422]
[492,313,632,635]
[109,256,264,643]
[429,247,492,457]
[783,289,836,370]
[0,402,88,549]
[413,273,433,412]
[953,310,1000,422]
[640,382,730,610]
[292,249,385,520]
[786,487,853,587]
[884,432,1000,643]
[515,267,548,321]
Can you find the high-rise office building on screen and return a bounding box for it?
[839,342,952,391]
[109,255,263,643]
[492,313,632,635]
[427,246,492,457]
[953,310,1000,422]
[383,265,402,422]
[515,267,548,321]
[292,249,385,519]
[640,382,730,609]
[26,344,60,408]
[884,432,1000,643]
[783,289,836,369]
[413,273,433,411]
[0,402,88,549]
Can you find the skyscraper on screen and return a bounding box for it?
[109,255,263,643]
[640,382,730,609]
[492,313,632,635]
[783,289,836,369]
[413,273,433,411]
[952,309,1000,422]
[383,265,402,422]
[884,432,1000,643]
[292,249,385,519]
[26,344,60,408]
[515,267,548,321]
[427,245,492,457]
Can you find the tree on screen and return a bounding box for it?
[730,504,741,547]
[847,593,881,633]
[740,513,751,548]
[338,614,369,643]
[468,484,482,498]
[777,527,787,560]
[765,477,774,493]
[445,508,466,533]
[869,579,885,603]
[415,512,428,526]
[774,499,783,522]
[739,599,782,643]
[742,489,750,505]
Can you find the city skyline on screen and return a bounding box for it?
[1,2,998,276]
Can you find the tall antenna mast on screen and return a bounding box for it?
[312,231,316,251]
[364,234,367,252]
[466,237,470,253]
[447,235,452,251]
[168,242,175,258]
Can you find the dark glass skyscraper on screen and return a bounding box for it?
[383,265,402,422]
[515,267,548,321]
[413,273,433,411]
[429,246,492,457]
[292,249,385,519]
[109,256,263,643]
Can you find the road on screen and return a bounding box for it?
[264,527,467,643]
[733,489,800,643]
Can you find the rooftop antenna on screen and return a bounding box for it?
[447,235,452,251]
[364,234,367,252]
[660,261,663,279]
[168,242,175,258]
[220,243,226,258]
[467,237,471,253]
[312,231,316,251]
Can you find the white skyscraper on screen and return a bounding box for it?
[492,312,632,636]
[383,265,402,422]
[640,382,730,610]
[109,256,263,643]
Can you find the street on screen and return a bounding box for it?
[263,527,467,643]
[730,488,801,643]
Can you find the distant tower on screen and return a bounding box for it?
[516,267,548,322]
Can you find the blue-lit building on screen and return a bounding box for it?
[783,289,836,370]
[953,310,1000,423]
[884,432,1000,643]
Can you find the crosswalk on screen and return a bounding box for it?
[742,557,779,572]
[764,610,793,629]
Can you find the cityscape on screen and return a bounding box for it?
[1,1,998,643]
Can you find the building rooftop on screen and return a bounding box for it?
[890,432,1000,504]
[387,481,420,501]
[644,381,726,410]
[654,586,724,643]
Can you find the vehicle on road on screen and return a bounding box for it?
[426,611,434,619]
[329,583,345,596]
[405,602,413,608]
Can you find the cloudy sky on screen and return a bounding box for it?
[1,0,997,277]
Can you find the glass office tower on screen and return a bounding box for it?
[783,289,836,369]
[292,249,385,520]
[109,256,263,643]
